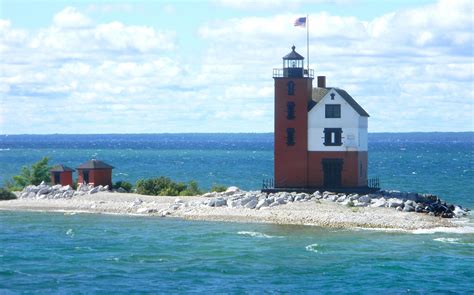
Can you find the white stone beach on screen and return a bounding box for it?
[0,184,466,230]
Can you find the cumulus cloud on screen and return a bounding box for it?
[0,1,472,133]
[197,0,473,132]
[53,6,92,28]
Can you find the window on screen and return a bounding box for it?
[286,128,295,146]
[323,128,342,146]
[287,81,295,95]
[325,104,341,118]
[287,102,295,120]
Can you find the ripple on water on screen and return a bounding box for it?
[305,244,319,253]
[237,231,283,239]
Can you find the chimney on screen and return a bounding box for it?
[317,76,326,88]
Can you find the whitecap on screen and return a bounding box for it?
[66,229,74,237]
[237,231,282,239]
[433,237,461,244]
[412,226,474,235]
[305,243,319,253]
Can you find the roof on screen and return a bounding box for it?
[283,45,304,60]
[77,159,114,170]
[333,88,370,117]
[308,88,370,117]
[50,164,75,172]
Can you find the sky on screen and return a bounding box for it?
[0,0,472,134]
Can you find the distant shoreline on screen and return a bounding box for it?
[1,131,473,136]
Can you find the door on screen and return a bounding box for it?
[54,172,60,184]
[83,170,90,183]
[322,159,343,187]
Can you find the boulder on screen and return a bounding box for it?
[336,195,347,202]
[225,186,240,195]
[88,186,100,195]
[214,198,227,207]
[327,195,338,202]
[244,198,258,209]
[227,198,242,208]
[403,205,415,212]
[387,198,404,208]
[370,198,386,208]
[116,187,127,193]
[255,198,269,210]
[358,195,371,203]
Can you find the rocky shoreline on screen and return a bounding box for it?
[4,183,469,230]
[186,187,470,219]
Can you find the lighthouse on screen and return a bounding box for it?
[271,46,374,192]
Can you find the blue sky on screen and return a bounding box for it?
[1,0,472,134]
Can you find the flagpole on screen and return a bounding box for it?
[306,14,309,76]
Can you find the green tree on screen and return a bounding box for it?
[11,157,51,188]
[0,188,17,200]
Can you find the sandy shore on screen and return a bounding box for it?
[0,191,460,230]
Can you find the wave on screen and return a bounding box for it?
[412,226,474,234]
[237,231,283,239]
[433,238,461,244]
[305,243,319,253]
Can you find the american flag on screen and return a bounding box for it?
[294,17,306,27]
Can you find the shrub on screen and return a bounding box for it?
[210,184,227,193]
[113,181,133,192]
[0,188,17,200]
[135,177,202,196]
[11,157,51,189]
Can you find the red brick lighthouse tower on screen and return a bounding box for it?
[272,46,375,192]
[273,45,313,188]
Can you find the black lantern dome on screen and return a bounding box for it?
[282,45,304,78]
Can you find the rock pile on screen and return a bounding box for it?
[18,182,110,199]
[148,187,469,219]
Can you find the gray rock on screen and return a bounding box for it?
[370,198,386,208]
[255,198,269,210]
[116,187,127,193]
[244,198,258,209]
[358,195,371,203]
[336,195,347,202]
[403,205,415,212]
[328,194,338,202]
[227,198,242,208]
[214,198,227,207]
[88,186,100,195]
[225,186,240,195]
[387,198,404,208]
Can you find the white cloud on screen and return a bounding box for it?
[1,1,473,134]
[53,6,92,28]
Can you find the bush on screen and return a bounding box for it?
[210,184,227,193]
[0,188,17,200]
[10,157,51,189]
[135,177,202,196]
[113,181,133,192]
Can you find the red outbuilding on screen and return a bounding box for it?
[76,159,114,188]
[50,165,75,186]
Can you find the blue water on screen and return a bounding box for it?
[1,133,473,206]
[1,212,473,293]
[0,133,473,293]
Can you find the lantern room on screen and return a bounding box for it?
[283,45,305,78]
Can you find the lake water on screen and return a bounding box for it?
[0,133,473,293]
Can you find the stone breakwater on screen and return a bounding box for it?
[18,182,111,199]
[16,184,469,219]
[139,186,470,219]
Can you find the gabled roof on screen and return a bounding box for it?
[50,164,75,172]
[77,159,114,170]
[308,87,370,117]
[283,45,304,60]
